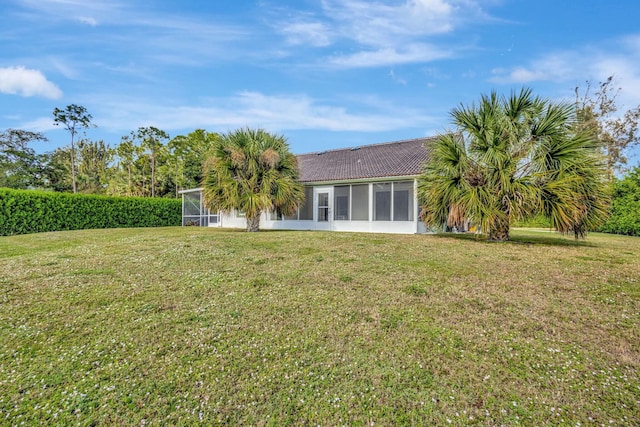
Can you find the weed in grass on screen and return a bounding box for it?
[381,312,404,331]
[250,277,270,289]
[404,284,429,296]
[297,247,316,256]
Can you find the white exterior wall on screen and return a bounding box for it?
[190,177,432,234]
[218,214,423,234]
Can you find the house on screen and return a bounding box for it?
[180,137,435,234]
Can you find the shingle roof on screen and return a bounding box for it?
[297,137,434,183]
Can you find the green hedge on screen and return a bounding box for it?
[0,188,182,236]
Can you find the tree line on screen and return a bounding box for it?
[1,105,219,198]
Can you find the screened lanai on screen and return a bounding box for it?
[180,137,434,234]
[179,188,219,227]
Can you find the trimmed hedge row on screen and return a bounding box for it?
[0,188,182,236]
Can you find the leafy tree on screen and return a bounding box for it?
[76,139,112,194]
[599,166,640,236]
[108,139,151,197]
[575,76,640,176]
[110,135,140,196]
[202,128,303,232]
[166,129,219,197]
[133,127,169,197]
[42,147,73,192]
[418,88,609,241]
[0,129,48,189]
[53,104,95,193]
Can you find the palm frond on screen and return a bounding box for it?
[420,88,609,240]
[201,128,304,230]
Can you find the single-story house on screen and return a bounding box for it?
[180,137,435,234]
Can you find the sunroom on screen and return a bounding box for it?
[180,137,433,234]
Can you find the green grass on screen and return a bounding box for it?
[0,227,638,425]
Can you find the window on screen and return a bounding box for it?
[334,186,349,220]
[393,181,414,221]
[317,192,329,222]
[299,186,313,220]
[351,184,369,221]
[374,183,391,221]
[284,187,314,220]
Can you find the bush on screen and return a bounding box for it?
[511,214,552,228]
[598,167,640,236]
[0,188,181,236]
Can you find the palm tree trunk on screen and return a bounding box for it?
[246,214,261,232]
[488,215,510,241]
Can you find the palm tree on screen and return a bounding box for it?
[418,88,609,241]
[201,128,304,232]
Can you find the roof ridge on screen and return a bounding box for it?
[297,136,435,157]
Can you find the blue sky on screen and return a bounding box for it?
[2,0,640,161]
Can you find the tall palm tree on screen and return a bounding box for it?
[201,128,303,232]
[418,88,609,241]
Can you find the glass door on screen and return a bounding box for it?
[314,187,332,231]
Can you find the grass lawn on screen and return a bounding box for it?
[1,227,638,425]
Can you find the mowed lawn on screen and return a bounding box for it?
[1,227,638,426]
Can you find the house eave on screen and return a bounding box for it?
[299,174,421,186]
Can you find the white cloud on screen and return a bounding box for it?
[45,56,81,80]
[389,69,407,85]
[487,37,640,107]
[0,66,63,99]
[17,116,59,133]
[323,0,457,46]
[280,21,333,47]
[329,44,452,68]
[489,53,577,84]
[15,0,247,67]
[90,91,433,134]
[273,0,488,68]
[490,67,547,84]
[76,16,98,26]
[17,0,122,20]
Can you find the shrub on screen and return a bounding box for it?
[511,214,552,228]
[0,188,181,236]
[598,167,640,236]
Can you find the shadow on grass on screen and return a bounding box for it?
[195,225,602,247]
[430,229,599,248]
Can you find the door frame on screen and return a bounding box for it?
[314,186,333,231]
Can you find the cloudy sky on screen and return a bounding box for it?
[1,0,640,159]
